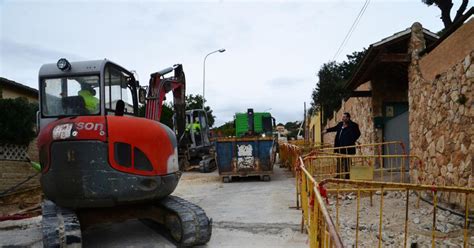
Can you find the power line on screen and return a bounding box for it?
[333,0,369,61]
[332,0,370,61]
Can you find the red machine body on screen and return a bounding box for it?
[38,116,177,176]
[37,60,185,208]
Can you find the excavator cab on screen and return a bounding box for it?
[177,109,216,173]
[38,58,138,130]
[185,109,211,148]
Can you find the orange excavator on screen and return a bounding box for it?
[37,58,212,247]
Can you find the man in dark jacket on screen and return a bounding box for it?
[324,112,361,178]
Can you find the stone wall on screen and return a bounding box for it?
[323,82,376,154]
[408,22,473,208]
[0,138,40,193]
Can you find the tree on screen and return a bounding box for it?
[138,103,174,128]
[138,94,216,128]
[422,0,469,29]
[284,121,304,139]
[213,121,235,137]
[185,94,215,127]
[310,50,366,125]
[312,61,347,122]
[159,103,174,128]
[0,98,38,145]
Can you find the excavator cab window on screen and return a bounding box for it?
[199,113,211,146]
[41,76,100,117]
[104,65,137,116]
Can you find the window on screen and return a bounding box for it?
[41,75,100,116]
[200,114,208,129]
[105,66,134,114]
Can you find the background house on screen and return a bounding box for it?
[0,77,38,103]
[322,26,439,155]
[0,77,40,193]
[321,15,473,208]
[307,111,322,145]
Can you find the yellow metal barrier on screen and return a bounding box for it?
[289,139,307,146]
[279,143,304,209]
[284,141,408,173]
[281,141,421,211]
[299,157,344,248]
[317,141,407,156]
[318,179,473,248]
[303,154,423,184]
[279,143,302,174]
[279,142,330,172]
[291,141,473,247]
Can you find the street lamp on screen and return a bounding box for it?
[202,48,226,110]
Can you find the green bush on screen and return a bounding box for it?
[0,97,38,145]
[138,103,174,129]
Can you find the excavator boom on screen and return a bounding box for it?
[145,64,186,143]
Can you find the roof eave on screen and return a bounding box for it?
[344,27,439,91]
[0,77,38,95]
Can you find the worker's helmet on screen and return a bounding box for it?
[81,84,96,95]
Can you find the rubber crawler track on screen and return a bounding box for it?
[159,195,212,246]
[41,200,82,248]
[41,196,211,247]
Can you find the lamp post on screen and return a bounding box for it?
[202,48,226,110]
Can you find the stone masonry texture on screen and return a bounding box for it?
[409,21,473,208]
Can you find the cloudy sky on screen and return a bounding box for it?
[0,0,467,126]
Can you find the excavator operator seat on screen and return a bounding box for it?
[61,96,87,115]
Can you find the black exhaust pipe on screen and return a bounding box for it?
[247,108,254,134]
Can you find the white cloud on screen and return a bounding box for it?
[1,0,446,125]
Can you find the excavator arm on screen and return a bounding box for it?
[145,64,186,140]
[144,64,215,173]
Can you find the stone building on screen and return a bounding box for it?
[322,26,439,155]
[322,15,473,208]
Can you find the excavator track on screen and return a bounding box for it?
[41,196,211,247]
[41,200,82,248]
[159,195,212,246]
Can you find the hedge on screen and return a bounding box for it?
[0,97,38,145]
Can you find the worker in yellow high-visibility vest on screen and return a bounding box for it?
[186,117,201,146]
[78,84,99,114]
